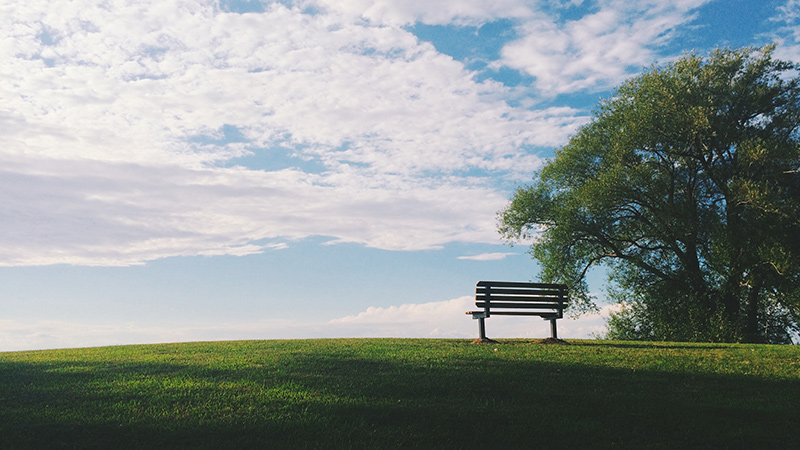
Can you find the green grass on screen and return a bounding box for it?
[1,339,798,449]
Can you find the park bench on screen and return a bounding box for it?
[466,281,568,342]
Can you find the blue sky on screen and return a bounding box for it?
[2,0,799,351]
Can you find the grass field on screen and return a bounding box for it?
[1,338,798,449]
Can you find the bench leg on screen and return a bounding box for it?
[549,318,558,340]
[478,317,487,340]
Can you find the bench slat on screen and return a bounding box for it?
[476,295,564,303]
[477,281,564,289]
[468,311,560,317]
[490,311,560,317]
[475,302,565,309]
[476,288,565,296]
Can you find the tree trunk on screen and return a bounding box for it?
[720,290,741,341]
[743,279,765,343]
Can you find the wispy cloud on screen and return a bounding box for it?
[457,252,517,261]
[496,0,712,94]
[0,297,620,351]
[769,0,800,63]
[1,154,517,265]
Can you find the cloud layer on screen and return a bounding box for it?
[1,0,590,265]
[4,0,786,266]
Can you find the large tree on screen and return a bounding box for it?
[500,46,800,343]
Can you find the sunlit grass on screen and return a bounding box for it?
[1,339,798,448]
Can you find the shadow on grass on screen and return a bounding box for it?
[1,343,797,449]
[549,340,740,350]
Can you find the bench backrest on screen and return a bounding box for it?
[475,281,568,317]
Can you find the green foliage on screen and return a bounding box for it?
[1,339,799,449]
[500,46,800,343]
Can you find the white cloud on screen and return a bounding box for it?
[776,0,800,23]
[2,0,576,170]
[770,0,800,64]
[0,318,313,352]
[0,0,589,266]
[0,154,514,265]
[0,297,620,351]
[457,252,517,261]
[329,296,616,339]
[0,0,728,267]
[305,0,712,95]
[330,296,475,337]
[307,0,534,26]
[497,0,711,94]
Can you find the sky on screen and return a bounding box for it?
[2,0,799,351]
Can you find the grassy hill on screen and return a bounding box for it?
[1,338,798,449]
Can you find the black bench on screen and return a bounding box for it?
[466,281,568,341]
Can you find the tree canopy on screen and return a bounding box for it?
[500,46,800,343]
